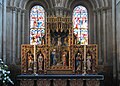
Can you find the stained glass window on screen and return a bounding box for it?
[30,5,45,45]
[73,6,88,45]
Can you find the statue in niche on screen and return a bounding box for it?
[62,50,68,66]
[91,53,96,72]
[27,52,34,71]
[37,52,44,70]
[75,51,83,70]
[50,49,58,65]
[50,30,69,46]
[86,50,92,70]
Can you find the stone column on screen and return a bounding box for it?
[21,9,25,44]
[112,0,117,80]
[12,7,17,64]
[102,9,107,65]
[93,11,97,43]
[96,10,102,65]
[116,0,120,81]
[0,0,3,59]
[24,10,29,44]
[6,6,13,64]
[2,0,7,63]
[17,8,22,60]
[106,8,112,65]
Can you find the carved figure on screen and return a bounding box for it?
[28,53,34,70]
[51,49,57,65]
[76,52,83,70]
[62,51,67,66]
[38,53,43,70]
[87,53,92,70]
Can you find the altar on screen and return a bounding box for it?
[19,17,104,86]
[17,74,104,86]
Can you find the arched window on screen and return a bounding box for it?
[73,6,88,45]
[30,5,45,45]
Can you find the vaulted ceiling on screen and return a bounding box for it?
[7,0,112,10]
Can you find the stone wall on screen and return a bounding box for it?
[116,0,120,83]
[1,0,119,85]
[0,0,2,60]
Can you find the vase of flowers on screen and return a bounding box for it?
[0,59,14,86]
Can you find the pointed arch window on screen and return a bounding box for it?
[30,5,45,45]
[73,6,88,45]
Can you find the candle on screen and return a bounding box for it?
[33,44,36,74]
[83,45,86,74]
[34,45,36,63]
[84,45,86,63]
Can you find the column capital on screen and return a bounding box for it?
[21,9,27,13]
[6,6,17,12]
[17,8,22,12]
[6,6,24,12]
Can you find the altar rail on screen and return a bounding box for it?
[17,74,104,86]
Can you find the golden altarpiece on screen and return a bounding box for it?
[21,17,98,75]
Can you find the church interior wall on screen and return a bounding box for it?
[0,0,2,60]
[116,0,120,82]
[0,0,119,86]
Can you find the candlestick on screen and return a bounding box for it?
[83,45,87,75]
[33,45,37,74]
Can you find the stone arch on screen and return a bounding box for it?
[24,0,49,10]
[25,0,48,11]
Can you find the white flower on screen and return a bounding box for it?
[4,65,8,68]
[3,80,5,83]
[2,70,6,74]
[0,59,14,85]
[4,77,7,80]
[4,74,7,76]
[6,71,10,74]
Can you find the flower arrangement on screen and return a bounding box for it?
[0,59,14,85]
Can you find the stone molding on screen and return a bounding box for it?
[93,6,112,13]
[6,6,26,13]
